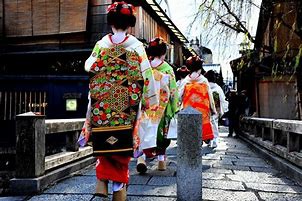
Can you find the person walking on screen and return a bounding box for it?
[205,70,228,148]
[179,56,216,143]
[136,37,179,173]
[226,90,239,137]
[80,2,158,200]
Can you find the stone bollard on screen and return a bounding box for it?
[10,114,46,194]
[177,106,202,201]
[15,114,46,177]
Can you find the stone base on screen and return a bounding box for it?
[240,135,302,186]
[10,157,96,195]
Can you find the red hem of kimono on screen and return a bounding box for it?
[202,123,214,141]
[96,155,131,184]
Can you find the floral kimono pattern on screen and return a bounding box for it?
[79,34,158,150]
[139,62,179,156]
[81,34,158,184]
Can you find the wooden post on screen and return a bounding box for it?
[15,114,45,178]
[177,106,202,201]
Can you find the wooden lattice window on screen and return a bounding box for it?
[4,0,88,37]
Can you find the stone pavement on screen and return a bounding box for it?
[2,129,302,201]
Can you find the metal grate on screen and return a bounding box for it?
[0,91,47,120]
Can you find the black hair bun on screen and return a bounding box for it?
[146,37,167,58]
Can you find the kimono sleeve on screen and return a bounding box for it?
[135,44,159,108]
[206,80,217,115]
[167,68,180,116]
[84,43,101,72]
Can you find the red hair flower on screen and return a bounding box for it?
[107,1,135,15]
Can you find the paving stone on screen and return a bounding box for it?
[0,197,25,201]
[228,171,294,185]
[129,175,151,185]
[127,185,176,196]
[203,164,211,171]
[212,164,251,171]
[92,195,111,201]
[25,132,302,201]
[148,176,176,186]
[213,146,228,151]
[212,159,234,166]
[245,182,302,193]
[130,164,155,176]
[203,160,217,166]
[258,192,302,201]
[233,160,271,168]
[220,155,238,160]
[226,149,257,155]
[82,168,96,176]
[166,147,177,155]
[231,145,249,149]
[250,167,279,174]
[225,151,258,157]
[127,196,176,201]
[202,146,216,155]
[147,165,176,177]
[203,172,226,180]
[203,180,245,190]
[129,160,138,168]
[28,194,93,201]
[203,168,233,174]
[203,154,221,160]
[227,157,265,164]
[203,188,258,201]
[236,155,263,160]
[44,176,96,194]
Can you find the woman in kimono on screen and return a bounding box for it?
[179,56,216,143]
[205,70,228,148]
[136,37,179,173]
[80,2,158,200]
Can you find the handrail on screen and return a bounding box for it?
[45,118,85,134]
[12,116,94,194]
[241,117,302,168]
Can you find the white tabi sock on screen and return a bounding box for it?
[112,182,124,192]
[158,155,165,161]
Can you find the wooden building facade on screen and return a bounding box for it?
[231,0,302,119]
[0,0,190,150]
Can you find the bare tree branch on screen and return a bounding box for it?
[220,0,255,43]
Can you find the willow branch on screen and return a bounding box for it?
[221,0,255,43]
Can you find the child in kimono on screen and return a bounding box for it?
[136,37,179,173]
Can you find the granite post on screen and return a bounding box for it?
[66,130,80,152]
[15,114,46,177]
[177,106,202,201]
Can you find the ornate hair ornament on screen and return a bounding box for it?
[177,66,190,73]
[149,37,165,47]
[186,56,203,65]
[107,1,135,15]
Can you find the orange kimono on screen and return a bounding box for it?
[179,74,216,141]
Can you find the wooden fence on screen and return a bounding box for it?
[0,91,47,121]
